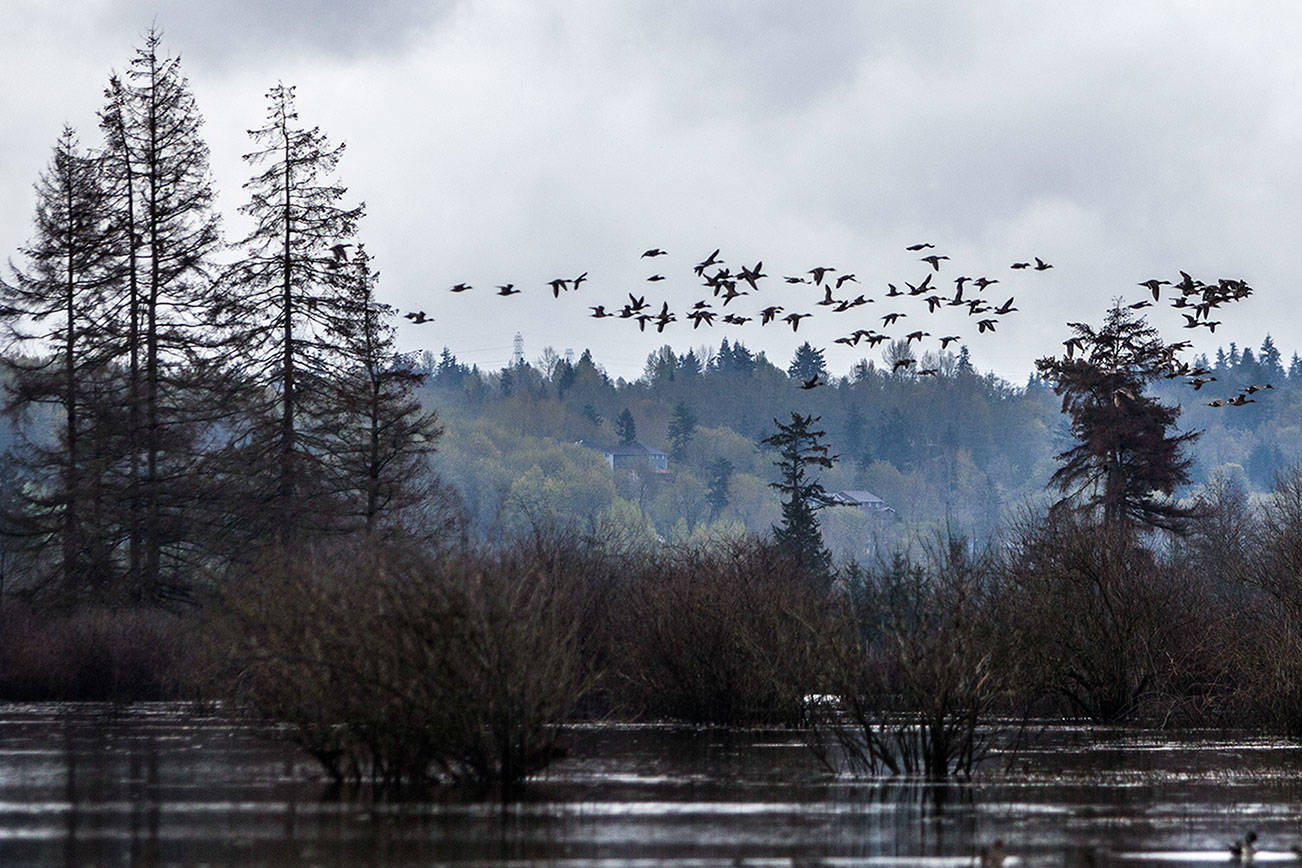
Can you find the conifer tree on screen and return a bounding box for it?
[102,30,221,593]
[217,83,364,542]
[326,246,442,536]
[0,128,118,592]
[787,341,827,382]
[615,408,637,445]
[762,413,835,580]
[706,457,734,521]
[667,400,696,460]
[1035,304,1198,533]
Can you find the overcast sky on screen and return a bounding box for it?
[4,1,1301,382]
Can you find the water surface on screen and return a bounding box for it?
[0,703,1300,865]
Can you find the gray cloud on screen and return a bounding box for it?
[101,0,459,69]
[3,1,1301,383]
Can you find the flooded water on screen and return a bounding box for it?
[1,704,1301,865]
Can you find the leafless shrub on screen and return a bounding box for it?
[1004,512,1202,722]
[203,538,594,790]
[0,601,186,699]
[808,533,1019,779]
[608,539,831,725]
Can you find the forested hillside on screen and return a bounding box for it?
[411,333,1302,559]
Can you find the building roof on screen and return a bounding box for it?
[579,440,668,458]
[827,489,887,507]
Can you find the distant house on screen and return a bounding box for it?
[580,440,669,473]
[825,489,894,514]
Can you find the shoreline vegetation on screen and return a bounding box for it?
[2,27,1300,797]
[4,480,1302,789]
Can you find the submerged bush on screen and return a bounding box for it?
[809,534,1019,779]
[607,539,831,725]
[206,539,592,790]
[0,602,185,700]
[1005,513,1212,723]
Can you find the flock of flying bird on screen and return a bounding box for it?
[398,243,1266,405]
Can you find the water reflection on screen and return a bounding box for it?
[0,705,1300,864]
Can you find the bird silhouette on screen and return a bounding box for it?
[738,261,766,290]
[906,242,934,251]
[835,273,858,289]
[404,310,432,324]
[759,305,784,325]
[641,248,667,258]
[920,254,949,271]
[496,284,519,296]
[548,278,570,297]
[647,274,666,282]
[800,375,823,389]
[1010,261,1031,270]
[808,266,836,286]
[687,309,716,329]
[450,282,472,293]
[1034,257,1053,271]
[977,318,998,333]
[893,358,916,372]
[1138,279,1169,300]
[939,335,961,348]
[694,248,722,276]
[993,297,1017,315]
[590,305,610,318]
[329,243,353,262]
[882,312,907,326]
[573,271,588,290]
[783,312,811,331]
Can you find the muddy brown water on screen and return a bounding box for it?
[0,703,1300,865]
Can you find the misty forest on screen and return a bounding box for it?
[6,28,1302,865]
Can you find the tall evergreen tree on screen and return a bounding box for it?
[667,400,696,460]
[787,341,827,382]
[615,408,637,445]
[1259,335,1285,381]
[705,457,734,521]
[0,128,118,592]
[1035,305,1198,533]
[104,30,221,593]
[327,247,442,536]
[216,83,364,543]
[762,413,835,580]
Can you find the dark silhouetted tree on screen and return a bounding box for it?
[327,246,443,536]
[787,341,826,382]
[667,400,696,460]
[0,128,118,592]
[763,413,835,580]
[216,83,364,543]
[615,408,637,445]
[102,30,221,594]
[706,458,733,521]
[1035,304,1198,534]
